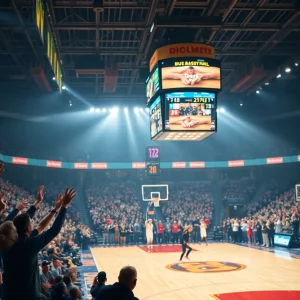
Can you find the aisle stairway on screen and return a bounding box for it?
[75,187,98,244]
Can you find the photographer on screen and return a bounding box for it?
[90,271,107,299]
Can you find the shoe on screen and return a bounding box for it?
[185,256,190,260]
[179,260,183,263]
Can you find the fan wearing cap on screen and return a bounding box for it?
[90,271,107,298]
[40,260,54,286]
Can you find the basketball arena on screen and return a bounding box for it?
[0,1,300,300]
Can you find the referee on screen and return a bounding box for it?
[179,225,193,262]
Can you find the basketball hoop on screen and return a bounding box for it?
[153,197,160,207]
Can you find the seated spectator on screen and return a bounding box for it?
[70,287,81,300]
[63,273,81,298]
[40,260,54,286]
[52,258,63,277]
[52,282,70,300]
[41,282,52,300]
[90,271,107,299]
[96,266,138,300]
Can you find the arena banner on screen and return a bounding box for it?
[266,157,283,164]
[91,163,107,169]
[189,162,205,168]
[12,157,28,165]
[172,162,186,168]
[0,153,299,170]
[74,162,88,169]
[35,0,45,44]
[228,160,245,167]
[150,43,215,72]
[132,162,146,169]
[46,160,62,168]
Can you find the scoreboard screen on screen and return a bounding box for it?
[165,91,216,131]
[146,67,160,104]
[146,146,160,161]
[146,162,161,176]
[160,57,221,91]
[149,96,163,139]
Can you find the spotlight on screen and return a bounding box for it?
[145,108,149,112]
[256,90,260,94]
[102,108,106,113]
[295,63,298,67]
[90,107,95,113]
[285,67,291,73]
[240,102,243,106]
[112,107,119,113]
[139,108,143,112]
[124,107,128,113]
[62,85,66,90]
[265,82,269,85]
[95,108,100,113]
[134,107,139,113]
[52,77,56,81]
[276,74,281,78]
[69,102,72,107]
[220,107,225,113]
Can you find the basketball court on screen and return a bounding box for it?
[82,243,300,300]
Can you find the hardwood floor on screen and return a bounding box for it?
[90,243,300,300]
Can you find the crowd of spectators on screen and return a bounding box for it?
[0,164,90,300]
[222,187,300,246]
[222,179,255,202]
[86,182,145,245]
[86,182,214,245]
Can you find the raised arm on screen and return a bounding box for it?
[33,194,63,236]
[26,186,46,219]
[30,188,76,253]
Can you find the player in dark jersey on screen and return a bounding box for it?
[179,225,193,262]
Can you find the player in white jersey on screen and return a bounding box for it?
[145,219,154,252]
[200,219,208,246]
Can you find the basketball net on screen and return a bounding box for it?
[152,197,160,207]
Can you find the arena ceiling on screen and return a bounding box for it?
[0,0,300,100]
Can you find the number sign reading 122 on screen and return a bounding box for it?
[146,147,160,161]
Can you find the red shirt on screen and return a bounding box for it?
[204,218,210,226]
[158,224,165,233]
[171,223,180,233]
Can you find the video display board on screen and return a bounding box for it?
[160,57,221,90]
[149,96,163,139]
[164,91,216,131]
[146,67,160,104]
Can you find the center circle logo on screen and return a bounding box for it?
[166,261,246,273]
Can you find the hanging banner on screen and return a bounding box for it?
[47,30,62,92]
[35,0,45,43]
